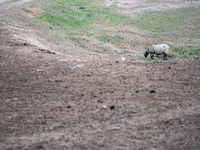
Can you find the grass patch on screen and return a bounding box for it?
[37,0,106,29]
[80,43,86,48]
[98,35,124,43]
[38,0,135,29]
[170,44,200,59]
[21,0,137,56]
[132,7,200,38]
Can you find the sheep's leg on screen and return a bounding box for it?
[163,54,168,60]
[151,54,154,59]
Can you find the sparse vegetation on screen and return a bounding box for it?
[169,44,200,59]
[132,7,200,39]
[7,0,200,61]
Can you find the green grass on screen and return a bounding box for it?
[28,0,135,56]
[169,44,200,59]
[38,0,135,30]
[132,7,200,38]
[39,0,96,29]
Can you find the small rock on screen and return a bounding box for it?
[76,64,84,67]
[168,67,171,69]
[36,142,43,149]
[146,85,150,88]
[67,105,71,108]
[98,99,103,103]
[150,90,156,94]
[103,105,107,108]
[42,120,46,124]
[136,90,139,93]
[10,139,15,143]
[39,48,45,51]
[115,61,119,63]
[58,59,68,62]
[110,105,115,110]
[55,79,62,82]
[122,57,126,61]
[71,66,76,69]
[46,50,52,54]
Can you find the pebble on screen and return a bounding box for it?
[150,90,156,93]
[110,105,115,110]
[58,59,68,62]
[36,143,43,149]
[10,139,15,143]
[76,64,84,67]
[103,105,107,108]
[122,57,126,61]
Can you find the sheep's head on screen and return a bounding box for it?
[144,48,149,58]
[144,52,148,58]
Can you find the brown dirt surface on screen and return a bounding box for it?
[0,0,200,150]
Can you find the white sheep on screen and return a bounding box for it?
[144,44,169,60]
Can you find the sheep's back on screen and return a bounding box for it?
[151,44,169,55]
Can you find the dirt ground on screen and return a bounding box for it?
[0,0,200,150]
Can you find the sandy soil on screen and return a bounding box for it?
[0,0,200,150]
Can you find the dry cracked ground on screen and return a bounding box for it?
[0,0,200,150]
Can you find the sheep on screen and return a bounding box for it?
[144,44,169,60]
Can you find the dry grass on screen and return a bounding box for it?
[21,7,39,19]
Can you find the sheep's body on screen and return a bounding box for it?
[144,44,169,60]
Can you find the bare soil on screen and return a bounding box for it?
[0,0,200,150]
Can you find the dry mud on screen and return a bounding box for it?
[0,0,200,150]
